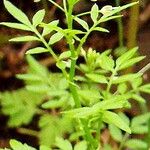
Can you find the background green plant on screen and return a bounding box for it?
[0,0,150,150]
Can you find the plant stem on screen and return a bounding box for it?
[138,63,150,74]
[33,27,59,61]
[118,133,129,150]
[66,2,81,108]
[48,0,65,12]
[17,128,39,137]
[66,2,97,149]
[127,0,139,49]
[42,0,49,16]
[107,68,117,92]
[81,119,97,150]
[115,0,124,47]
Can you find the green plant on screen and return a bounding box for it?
[1,0,150,150]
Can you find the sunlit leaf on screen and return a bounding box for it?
[103,111,131,133]
[9,36,40,42]
[4,0,31,25]
[26,47,49,54]
[0,22,32,31]
[32,9,45,27]
[74,17,89,31]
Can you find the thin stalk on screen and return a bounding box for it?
[115,0,124,47]
[76,25,95,55]
[118,133,129,150]
[63,0,67,13]
[17,128,39,137]
[81,119,97,150]
[32,27,59,61]
[96,117,102,148]
[107,68,117,92]
[138,63,150,74]
[127,0,139,48]
[48,0,65,12]
[66,2,97,149]
[66,2,81,108]
[42,0,49,14]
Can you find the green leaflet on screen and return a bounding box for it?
[32,9,45,27]
[116,47,138,67]
[42,20,59,36]
[100,2,138,18]
[112,73,142,84]
[3,0,31,26]
[93,27,109,33]
[49,32,64,45]
[86,73,108,83]
[91,4,99,23]
[55,137,73,150]
[4,140,51,150]
[59,51,71,60]
[99,55,115,71]
[118,56,145,70]
[10,140,36,150]
[103,111,131,133]
[125,139,147,149]
[74,17,89,31]
[131,113,150,127]
[26,47,49,54]
[109,124,123,142]
[9,36,40,42]
[74,141,87,150]
[0,22,32,31]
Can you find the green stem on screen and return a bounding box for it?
[118,133,129,150]
[76,25,95,55]
[81,119,97,150]
[48,0,65,12]
[127,0,139,48]
[107,68,117,92]
[17,128,39,137]
[115,0,124,47]
[66,2,97,149]
[66,2,81,108]
[138,63,150,74]
[96,117,102,148]
[33,27,59,61]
